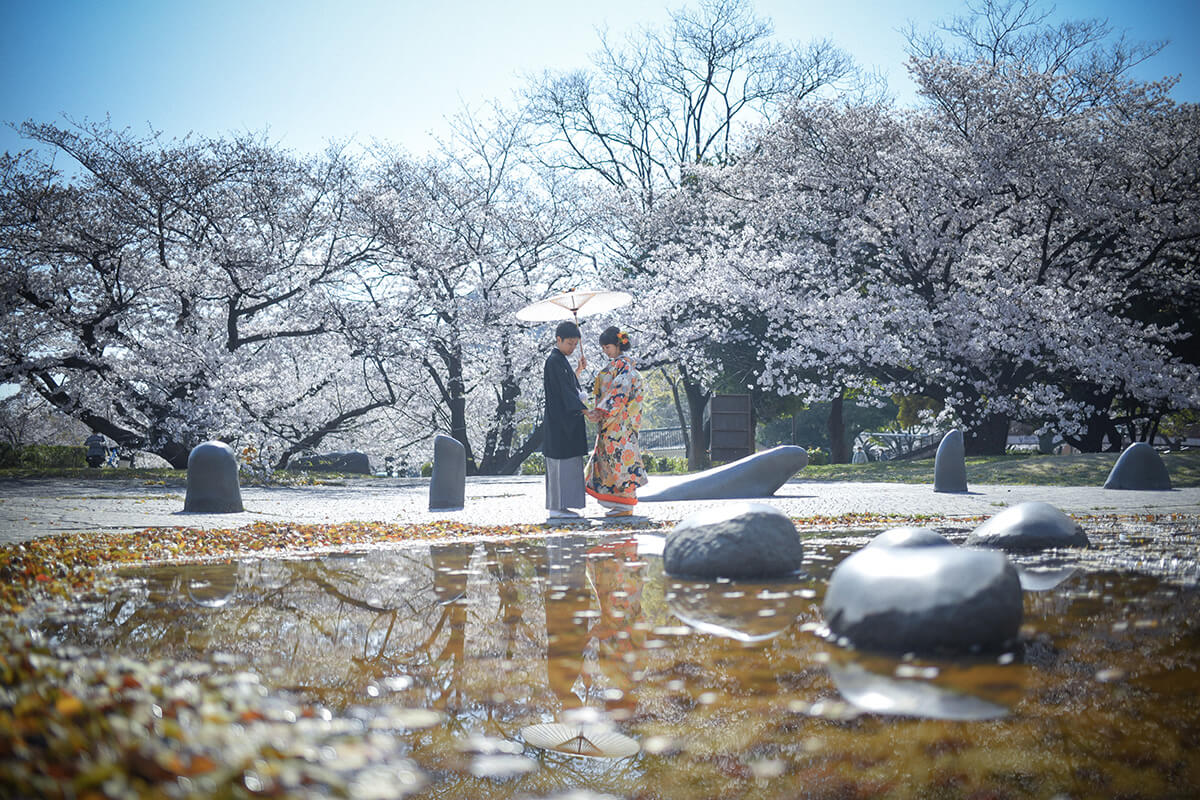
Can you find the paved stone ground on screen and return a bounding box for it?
[2,474,1198,546]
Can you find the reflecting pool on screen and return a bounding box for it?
[31,522,1200,798]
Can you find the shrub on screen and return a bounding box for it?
[521,453,546,476]
[420,461,434,477]
[637,451,687,473]
[806,447,829,466]
[0,443,88,469]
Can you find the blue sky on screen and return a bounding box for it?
[1,0,1197,158]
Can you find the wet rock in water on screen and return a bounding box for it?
[933,429,968,493]
[828,661,1008,720]
[183,441,244,513]
[823,545,1022,654]
[663,502,803,579]
[865,527,955,549]
[965,502,1089,551]
[429,434,466,511]
[1016,565,1079,592]
[668,583,809,642]
[1103,442,1172,491]
[640,445,808,501]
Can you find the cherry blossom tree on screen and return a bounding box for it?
[651,1,1200,454]
[526,0,856,467]
[360,107,592,474]
[0,122,411,468]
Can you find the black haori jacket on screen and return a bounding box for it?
[542,348,588,459]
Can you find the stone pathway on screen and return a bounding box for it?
[2,474,1198,546]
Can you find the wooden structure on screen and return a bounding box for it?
[709,394,755,463]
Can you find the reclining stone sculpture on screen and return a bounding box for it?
[640,445,808,502]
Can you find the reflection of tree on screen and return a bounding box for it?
[483,541,540,662]
[543,535,593,711]
[420,543,475,713]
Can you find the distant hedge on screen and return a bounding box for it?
[0,444,88,469]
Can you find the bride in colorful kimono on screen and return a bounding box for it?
[584,326,648,517]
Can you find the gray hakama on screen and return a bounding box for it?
[545,455,585,511]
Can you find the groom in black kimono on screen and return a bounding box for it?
[543,320,589,520]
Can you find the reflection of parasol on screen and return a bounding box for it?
[516,288,632,325]
[520,723,640,758]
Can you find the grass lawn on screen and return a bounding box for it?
[800,450,1200,487]
[1,451,1197,487]
[0,466,324,486]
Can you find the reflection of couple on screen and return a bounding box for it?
[543,535,645,714]
[543,321,647,521]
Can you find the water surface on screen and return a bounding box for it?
[36,522,1200,798]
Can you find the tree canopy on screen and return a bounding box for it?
[1,0,1196,469]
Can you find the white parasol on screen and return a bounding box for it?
[516,288,632,325]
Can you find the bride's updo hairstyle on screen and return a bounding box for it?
[599,326,631,352]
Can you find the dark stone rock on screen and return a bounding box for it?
[184,441,244,513]
[965,501,1089,551]
[1103,442,1172,490]
[640,446,808,502]
[289,451,372,474]
[865,527,955,549]
[823,545,1022,654]
[663,502,803,580]
[933,429,967,493]
[429,434,466,512]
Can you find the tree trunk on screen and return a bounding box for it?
[494,424,543,475]
[429,343,476,474]
[827,391,849,464]
[662,368,692,462]
[30,372,196,465]
[160,441,192,470]
[1063,411,1122,453]
[681,369,711,471]
[963,412,1010,455]
[1104,423,1124,452]
[1061,385,1119,453]
[448,386,474,475]
[477,368,522,475]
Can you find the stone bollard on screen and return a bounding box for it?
[1103,442,1172,490]
[429,434,466,511]
[933,429,968,493]
[183,441,244,513]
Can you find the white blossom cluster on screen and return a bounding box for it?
[622,43,1199,449]
[3,1,1197,466]
[0,112,594,470]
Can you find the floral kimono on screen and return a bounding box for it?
[585,355,648,508]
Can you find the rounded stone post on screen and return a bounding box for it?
[184,441,244,512]
[1103,442,1172,490]
[429,434,466,511]
[933,429,968,493]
